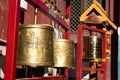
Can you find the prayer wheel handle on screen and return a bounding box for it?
[34,8,38,24]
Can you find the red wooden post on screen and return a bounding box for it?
[4,0,20,80]
[64,4,71,79]
[102,33,107,80]
[76,26,83,80]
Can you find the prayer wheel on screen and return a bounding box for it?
[17,24,54,67]
[83,36,102,59]
[89,36,102,59]
[54,39,74,68]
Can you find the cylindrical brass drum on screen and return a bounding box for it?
[89,36,102,59]
[83,36,102,59]
[54,39,74,68]
[17,24,54,67]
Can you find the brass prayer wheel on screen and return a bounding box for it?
[54,39,74,68]
[89,36,102,59]
[83,36,102,59]
[17,24,54,67]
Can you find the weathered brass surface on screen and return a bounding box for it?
[83,36,102,59]
[54,39,74,68]
[89,36,102,59]
[17,24,54,67]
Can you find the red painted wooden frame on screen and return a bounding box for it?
[4,0,20,79]
[76,25,107,80]
[4,0,69,80]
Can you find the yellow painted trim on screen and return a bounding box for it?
[80,4,107,21]
[98,16,107,21]
[80,16,107,22]
[106,31,111,35]
[80,4,95,19]
[93,0,96,3]
[103,28,107,31]
[107,18,117,30]
[106,49,111,54]
[94,0,106,14]
[80,4,117,30]
[90,58,106,62]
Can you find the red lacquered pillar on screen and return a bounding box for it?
[4,0,20,80]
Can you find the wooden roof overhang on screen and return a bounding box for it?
[80,0,117,30]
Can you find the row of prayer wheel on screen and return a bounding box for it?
[17,24,74,68]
